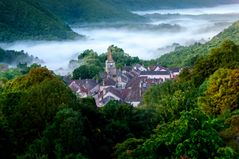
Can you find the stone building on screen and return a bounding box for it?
[105,46,117,79]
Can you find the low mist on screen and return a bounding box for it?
[1,3,239,74]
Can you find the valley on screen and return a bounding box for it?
[1,1,239,159]
[1,3,239,73]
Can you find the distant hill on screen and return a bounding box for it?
[0,0,79,42]
[104,0,238,10]
[37,0,143,24]
[0,47,37,65]
[157,20,239,67]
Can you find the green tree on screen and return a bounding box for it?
[1,67,77,154]
[219,114,239,153]
[114,138,144,159]
[72,65,101,80]
[198,69,239,116]
[128,109,231,159]
[142,80,197,123]
[21,108,89,159]
[191,40,239,86]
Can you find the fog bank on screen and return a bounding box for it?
[1,4,239,74]
[133,4,239,15]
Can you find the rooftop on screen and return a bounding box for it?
[140,71,171,76]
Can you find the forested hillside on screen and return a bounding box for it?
[0,0,239,158]
[0,47,38,65]
[122,40,239,159]
[158,20,239,67]
[0,0,79,42]
[37,0,142,24]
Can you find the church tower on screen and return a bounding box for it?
[105,46,117,78]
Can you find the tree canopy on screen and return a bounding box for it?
[1,41,239,158]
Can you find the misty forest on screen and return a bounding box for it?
[1,0,239,159]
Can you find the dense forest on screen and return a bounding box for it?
[0,0,80,42]
[0,48,39,65]
[0,0,239,158]
[1,0,238,42]
[0,0,142,41]
[0,40,239,158]
[37,0,142,24]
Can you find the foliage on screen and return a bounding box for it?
[95,101,159,158]
[105,46,141,69]
[198,69,239,116]
[1,40,239,158]
[72,65,101,80]
[0,0,79,42]
[72,46,142,79]
[114,138,144,159]
[115,109,233,159]
[21,108,88,159]
[142,80,198,123]
[135,41,239,158]
[158,21,239,67]
[0,68,22,81]
[219,113,239,153]
[37,0,142,24]
[191,40,239,86]
[0,48,36,65]
[0,67,77,156]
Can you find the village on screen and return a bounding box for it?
[0,47,181,107]
[68,48,181,107]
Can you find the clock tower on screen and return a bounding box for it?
[105,46,117,79]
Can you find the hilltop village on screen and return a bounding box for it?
[68,47,181,107]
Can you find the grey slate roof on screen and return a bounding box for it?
[74,79,98,90]
[103,77,116,86]
[105,87,122,99]
[169,68,180,73]
[124,77,142,102]
[122,66,132,72]
[140,71,171,75]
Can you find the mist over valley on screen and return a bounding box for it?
[1,4,239,73]
[2,1,239,158]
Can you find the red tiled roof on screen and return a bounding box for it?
[103,78,116,86]
[105,87,122,99]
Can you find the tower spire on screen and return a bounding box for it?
[107,46,113,62]
[105,46,116,79]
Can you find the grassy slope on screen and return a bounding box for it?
[157,21,239,67]
[0,0,79,42]
[37,0,143,24]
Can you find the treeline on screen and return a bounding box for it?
[0,0,80,42]
[0,40,238,159]
[0,0,142,42]
[158,20,239,67]
[0,47,42,82]
[0,67,159,159]
[71,46,143,80]
[37,0,142,24]
[128,40,239,159]
[0,48,37,65]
